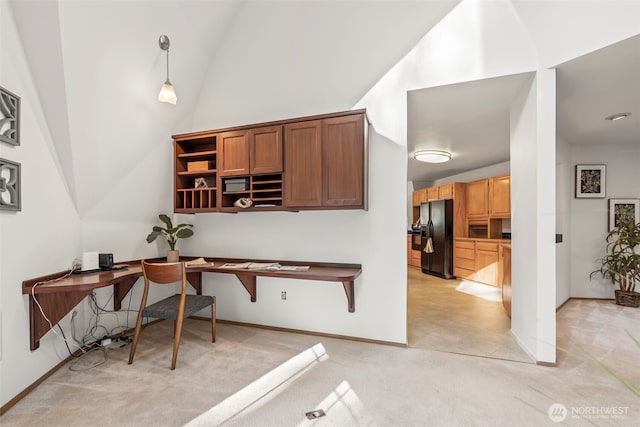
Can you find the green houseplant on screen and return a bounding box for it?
[146,214,194,262]
[591,220,640,307]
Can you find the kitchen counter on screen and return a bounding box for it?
[455,237,511,243]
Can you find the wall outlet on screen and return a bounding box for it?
[281,291,286,300]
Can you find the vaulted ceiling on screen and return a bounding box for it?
[9,0,460,216]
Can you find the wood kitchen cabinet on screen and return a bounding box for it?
[501,244,512,317]
[475,241,499,287]
[285,112,367,209]
[489,174,510,218]
[427,186,439,201]
[454,239,476,280]
[466,179,489,219]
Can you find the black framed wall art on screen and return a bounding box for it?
[609,199,640,231]
[575,164,606,198]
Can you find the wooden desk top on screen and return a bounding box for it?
[22,257,362,350]
[22,257,362,295]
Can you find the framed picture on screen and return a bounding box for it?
[0,86,20,147]
[0,158,21,211]
[575,164,606,198]
[609,199,640,231]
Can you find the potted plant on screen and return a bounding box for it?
[591,220,640,307]
[146,214,194,262]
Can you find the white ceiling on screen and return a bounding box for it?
[8,0,460,217]
[408,34,640,183]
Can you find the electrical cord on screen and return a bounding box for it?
[31,265,87,355]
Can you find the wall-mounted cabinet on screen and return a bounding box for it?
[174,133,219,213]
[173,110,367,213]
[465,178,489,220]
[489,174,510,218]
[285,114,367,209]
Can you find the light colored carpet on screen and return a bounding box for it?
[2,300,639,425]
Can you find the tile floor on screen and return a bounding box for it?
[407,266,532,362]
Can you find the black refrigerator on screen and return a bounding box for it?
[420,199,454,279]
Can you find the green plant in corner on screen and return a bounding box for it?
[146,214,194,251]
[591,220,640,306]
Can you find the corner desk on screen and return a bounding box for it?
[22,257,362,350]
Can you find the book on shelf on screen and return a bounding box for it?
[219,262,309,271]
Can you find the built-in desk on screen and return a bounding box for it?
[22,257,362,350]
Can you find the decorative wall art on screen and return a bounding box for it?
[0,158,21,211]
[0,86,20,147]
[575,164,606,198]
[608,199,640,231]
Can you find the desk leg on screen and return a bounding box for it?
[28,290,89,351]
[342,281,355,313]
[235,274,257,302]
[187,272,202,294]
[113,277,139,311]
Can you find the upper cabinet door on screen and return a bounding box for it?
[219,130,249,176]
[249,125,283,174]
[489,174,511,217]
[322,114,365,207]
[466,179,489,219]
[284,120,323,207]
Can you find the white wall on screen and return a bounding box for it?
[570,142,640,298]
[556,138,572,307]
[0,2,83,406]
[179,129,408,343]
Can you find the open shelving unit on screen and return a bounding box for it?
[174,134,218,213]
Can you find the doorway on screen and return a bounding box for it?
[407,267,531,362]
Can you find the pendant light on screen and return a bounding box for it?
[158,34,177,104]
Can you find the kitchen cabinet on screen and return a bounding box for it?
[466,179,489,220]
[489,174,510,218]
[284,112,367,209]
[427,186,439,201]
[412,188,427,207]
[501,244,512,317]
[454,238,508,287]
[475,241,499,287]
[454,239,476,280]
[407,236,421,267]
[438,183,453,199]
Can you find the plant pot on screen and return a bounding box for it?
[615,290,640,307]
[167,250,179,263]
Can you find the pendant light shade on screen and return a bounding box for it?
[158,34,177,104]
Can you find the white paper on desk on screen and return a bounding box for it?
[278,265,310,271]
[220,262,252,269]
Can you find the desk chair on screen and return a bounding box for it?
[128,261,216,370]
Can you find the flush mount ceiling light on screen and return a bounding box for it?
[413,150,452,163]
[158,34,177,104]
[605,112,631,121]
